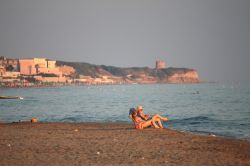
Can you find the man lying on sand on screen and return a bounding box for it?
[130,106,168,129]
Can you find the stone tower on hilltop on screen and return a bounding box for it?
[155,60,166,69]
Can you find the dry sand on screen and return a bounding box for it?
[0,122,249,166]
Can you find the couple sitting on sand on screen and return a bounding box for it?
[129,106,168,130]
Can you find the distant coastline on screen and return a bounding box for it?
[0,57,202,88]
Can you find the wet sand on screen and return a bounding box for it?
[0,122,249,166]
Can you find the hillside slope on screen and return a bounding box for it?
[56,61,200,83]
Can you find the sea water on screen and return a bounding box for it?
[0,83,250,140]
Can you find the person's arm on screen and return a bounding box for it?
[134,116,143,122]
[144,114,151,120]
[139,112,150,120]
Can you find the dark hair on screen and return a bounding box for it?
[129,108,136,115]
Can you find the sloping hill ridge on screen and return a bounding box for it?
[56,61,200,83]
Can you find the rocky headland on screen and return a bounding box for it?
[56,61,200,84]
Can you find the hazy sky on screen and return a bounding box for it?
[0,0,250,83]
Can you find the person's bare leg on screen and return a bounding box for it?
[153,114,168,121]
[142,120,159,129]
[153,117,164,128]
[152,120,160,128]
[157,120,164,128]
[151,117,161,128]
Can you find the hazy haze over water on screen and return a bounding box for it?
[0,0,250,83]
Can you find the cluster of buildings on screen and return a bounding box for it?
[0,56,131,87]
[74,75,125,85]
[0,56,75,87]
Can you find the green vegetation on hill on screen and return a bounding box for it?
[57,61,99,77]
[100,65,125,76]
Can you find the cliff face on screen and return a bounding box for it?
[56,61,200,84]
[166,70,199,83]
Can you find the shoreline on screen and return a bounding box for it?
[2,120,249,141]
[0,81,206,89]
[1,122,249,165]
[1,120,249,141]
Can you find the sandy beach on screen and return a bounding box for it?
[0,122,249,166]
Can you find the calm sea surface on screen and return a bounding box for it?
[1,84,250,140]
